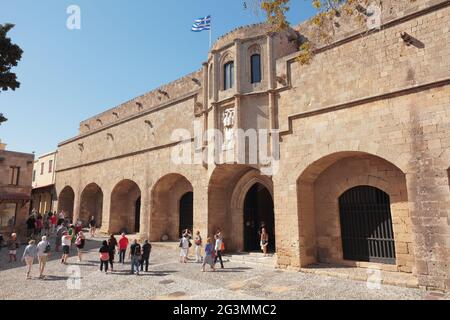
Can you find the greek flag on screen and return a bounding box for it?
[191,15,211,32]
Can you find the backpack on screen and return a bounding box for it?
[44,242,51,254]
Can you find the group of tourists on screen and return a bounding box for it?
[25,209,73,241]
[179,228,225,272]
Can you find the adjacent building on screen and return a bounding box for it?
[31,151,57,214]
[0,139,34,238]
[54,0,450,291]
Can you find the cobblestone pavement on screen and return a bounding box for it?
[0,234,448,300]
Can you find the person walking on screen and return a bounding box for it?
[75,231,86,262]
[214,234,224,269]
[201,238,215,272]
[260,227,269,256]
[36,236,51,279]
[99,240,110,274]
[140,240,152,272]
[42,215,50,236]
[107,234,117,272]
[61,231,72,264]
[22,240,37,279]
[179,234,190,264]
[194,230,203,263]
[26,214,36,240]
[55,223,67,252]
[50,212,57,234]
[89,216,97,238]
[129,239,142,275]
[58,211,65,226]
[118,233,129,264]
[7,233,19,263]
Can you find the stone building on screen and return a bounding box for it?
[0,139,34,239]
[55,0,450,291]
[31,151,58,214]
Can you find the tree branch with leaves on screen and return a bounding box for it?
[0,23,23,125]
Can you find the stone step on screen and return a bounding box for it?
[227,253,277,268]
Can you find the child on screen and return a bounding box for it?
[201,238,215,272]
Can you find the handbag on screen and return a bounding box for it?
[220,242,225,251]
[100,252,110,261]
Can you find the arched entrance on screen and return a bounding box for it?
[79,183,103,227]
[179,192,193,237]
[110,180,141,234]
[150,174,193,242]
[296,151,413,271]
[208,164,274,252]
[58,186,75,220]
[339,186,396,264]
[243,183,275,252]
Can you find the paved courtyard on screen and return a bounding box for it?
[0,234,448,300]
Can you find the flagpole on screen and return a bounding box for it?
[209,16,212,49]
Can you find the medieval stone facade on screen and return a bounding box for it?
[55,0,450,291]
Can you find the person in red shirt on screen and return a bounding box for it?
[118,233,129,264]
[50,213,57,235]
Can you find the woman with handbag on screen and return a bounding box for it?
[99,241,110,274]
[75,231,86,262]
[194,230,203,263]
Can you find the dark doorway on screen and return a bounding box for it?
[134,197,141,233]
[179,192,193,236]
[339,186,396,264]
[243,183,275,252]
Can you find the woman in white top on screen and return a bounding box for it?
[61,232,72,264]
[194,230,203,263]
[36,236,50,279]
[179,235,190,263]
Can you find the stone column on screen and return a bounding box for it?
[405,169,450,291]
[100,186,111,234]
[139,183,150,239]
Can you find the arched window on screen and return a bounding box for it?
[224,61,234,90]
[251,54,261,83]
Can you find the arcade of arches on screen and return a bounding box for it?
[58,154,417,275]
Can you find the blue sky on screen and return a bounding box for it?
[0,0,316,155]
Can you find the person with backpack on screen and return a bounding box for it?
[36,236,51,279]
[140,240,152,272]
[194,230,203,263]
[129,239,141,275]
[214,233,224,269]
[107,234,118,272]
[75,231,86,262]
[55,223,67,252]
[99,240,110,274]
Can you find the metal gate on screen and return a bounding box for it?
[339,186,396,264]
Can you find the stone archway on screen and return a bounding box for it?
[58,186,75,220]
[150,173,193,242]
[296,151,414,273]
[208,164,274,252]
[79,183,103,227]
[110,180,141,234]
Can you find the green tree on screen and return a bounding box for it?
[0,23,23,125]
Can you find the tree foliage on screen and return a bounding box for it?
[0,23,23,92]
[245,0,417,65]
[0,23,23,125]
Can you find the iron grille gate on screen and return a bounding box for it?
[339,186,396,264]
